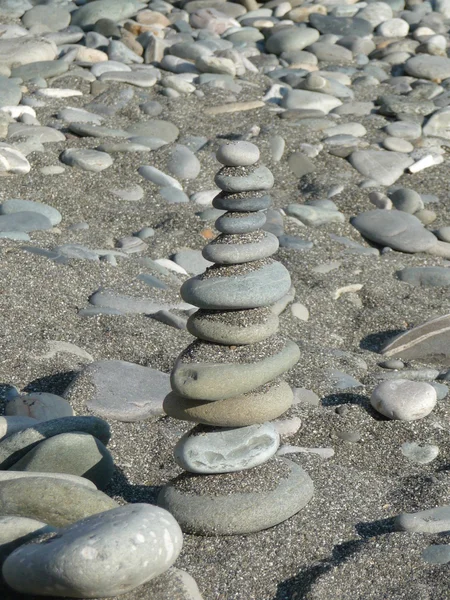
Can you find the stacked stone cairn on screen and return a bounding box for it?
[159,141,314,536]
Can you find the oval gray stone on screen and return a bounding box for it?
[0,212,52,233]
[180,260,291,309]
[370,379,437,421]
[0,471,97,489]
[167,145,201,180]
[171,338,300,401]
[213,191,272,212]
[10,432,114,490]
[0,477,118,527]
[349,150,413,185]
[405,55,450,81]
[5,392,73,421]
[216,141,260,167]
[0,199,62,226]
[158,457,313,535]
[266,26,320,55]
[214,165,274,193]
[0,516,57,568]
[202,231,279,264]
[395,506,450,534]
[215,211,267,234]
[3,504,183,598]
[396,267,450,288]
[61,148,113,172]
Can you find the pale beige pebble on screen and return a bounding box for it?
[415,208,437,225]
[288,4,326,21]
[154,258,188,274]
[76,47,108,63]
[0,416,38,441]
[333,284,363,300]
[120,30,144,56]
[369,191,393,209]
[190,189,220,205]
[274,2,292,18]
[162,76,196,95]
[205,101,265,115]
[136,9,171,26]
[371,380,437,421]
[277,445,334,458]
[196,56,236,77]
[425,241,450,259]
[273,416,302,437]
[190,9,240,35]
[291,302,309,321]
[409,154,444,173]
[413,26,435,40]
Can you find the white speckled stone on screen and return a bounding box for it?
[3,504,183,598]
[370,379,437,421]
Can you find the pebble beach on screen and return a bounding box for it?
[1,0,450,598]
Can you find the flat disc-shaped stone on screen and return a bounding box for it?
[187,307,279,345]
[157,457,313,535]
[202,231,279,264]
[213,191,272,212]
[171,338,300,401]
[180,259,291,310]
[163,380,293,426]
[215,164,274,193]
[215,211,267,234]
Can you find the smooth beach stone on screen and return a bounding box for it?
[171,338,300,401]
[61,148,113,172]
[351,210,437,253]
[164,381,293,427]
[370,379,437,421]
[57,107,103,125]
[383,137,413,153]
[215,211,266,234]
[139,165,182,190]
[0,471,96,489]
[405,55,450,81]
[167,145,201,180]
[401,441,439,464]
[10,433,114,490]
[71,0,144,29]
[423,107,450,140]
[0,416,110,470]
[0,416,37,441]
[126,119,179,143]
[68,123,129,139]
[213,191,272,212]
[11,60,67,81]
[396,267,450,287]
[389,188,423,214]
[265,26,320,55]
[64,360,170,422]
[158,457,313,535]
[0,36,57,68]
[187,307,279,345]
[216,142,260,167]
[0,199,61,226]
[0,516,56,567]
[396,506,450,533]
[215,165,274,193]
[110,184,144,202]
[5,392,73,421]
[0,477,117,527]
[3,504,183,597]
[8,124,65,144]
[349,150,413,185]
[22,4,71,32]
[181,260,291,310]
[422,545,450,565]
[0,212,52,233]
[202,231,279,264]
[280,89,342,114]
[286,204,345,227]
[309,13,373,36]
[174,422,280,474]
[0,78,21,106]
[173,249,212,275]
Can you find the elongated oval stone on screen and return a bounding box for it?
[180,259,291,309]
[214,165,274,193]
[171,338,300,401]
[202,231,279,264]
[187,307,279,345]
[213,191,272,212]
[163,380,293,427]
[215,211,267,234]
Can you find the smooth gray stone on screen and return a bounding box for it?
[181,259,291,310]
[0,0,32,18]
[326,369,363,390]
[401,441,439,464]
[173,249,212,275]
[0,36,57,68]
[265,26,320,55]
[140,101,163,116]
[308,42,353,64]
[158,457,313,535]
[281,89,342,114]
[159,187,190,204]
[0,416,110,470]
[108,41,144,65]
[64,360,170,422]
[405,55,450,81]
[187,307,279,345]
[137,273,168,290]
[0,472,96,489]
[0,477,117,527]
[60,148,113,172]
[278,235,313,250]
[309,13,372,36]
[293,387,320,406]
[5,392,72,421]
[215,165,274,193]
[0,77,21,106]
[215,211,266,234]
[167,145,201,180]
[0,231,29,241]
[385,121,421,140]
[372,368,439,382]
[89,289,172,314]
[381,314,450,365]
[110,184,144,202]
[175,423,280,474]
[287,152,315,177]
[127,119,179,142]
[8,124,65,143]
[203,232,279,264]
[127,136,167,150]
[370,379,437,421]
[55,244,99,261]
[0,416,37,441]
[0,199,61,226]
[216,141,260,167]
[3,504,182,597]
[100,70,157,87]
[389,188,423,214]
[97,141,152,153]
[150,310,187,330]
[71,0,145,30]
[423,107,450,140]
[22,4,71,31]
[286,204,345,226]
[0,212,52,233]
[213,191,272,212]
[351,210,437,253]
[86,87,134,117]
[68,123,129,138]
[378,94,434,117]
[349,150,413,185]
[431,382,448,400]
[396,506,450,533]
[139,165,182,189]
[0,516,56,568]
[57,107,103,125]
[329,234,379,256]
[422,545,450,565]
[397,267,450,287]
[171,338,300,401]
[10,433,114,490]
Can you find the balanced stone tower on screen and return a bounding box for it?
[158,141,314,535]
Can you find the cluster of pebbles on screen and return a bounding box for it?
[159,141,313,535]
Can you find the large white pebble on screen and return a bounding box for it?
[3,504,183,598]
[370,379,437,421]
[216,141,260,167]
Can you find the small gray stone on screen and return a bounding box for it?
[167,145,201,180]
[0,516,56,567]
[22,4,70,32]
[0,212,52,233]
[5,392,73,421]
[0,416,37,441]
[203,232,279,264]
[71,0,145,30]
[215,211,266,234]
[139,165,182,189]
[3,504,183,597]
[401,441,439,464]
[370,379,437,421]
[389,188,423,214]
[396,267,450,287]
[422,545,450,565]
[396,506,450,533]
[213,191,272,212]
[405,55,450,81]
[173,249,213,275]
[0,471,96,489]
[215,165,274,193]
[349,150,413,185]
[0,199,61,226]
[61,148,113,172]
[127,119,179,143]
[281,89,342,114]
[160,187,190,204]
[266,26,320,55]
[216,141,260,167]
[286,204,345,227]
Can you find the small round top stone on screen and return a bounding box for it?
[216,142,260,167]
